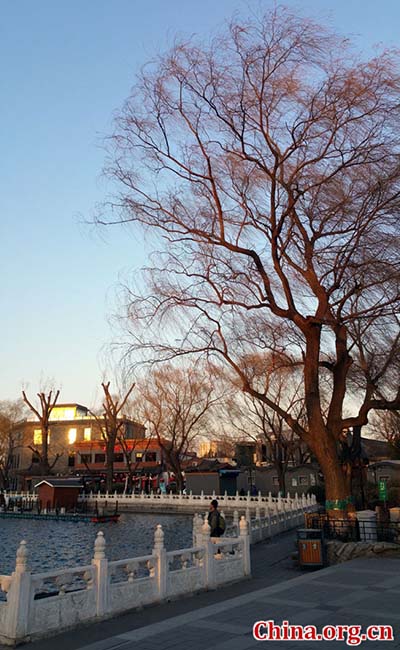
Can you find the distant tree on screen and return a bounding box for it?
[136,363,220,490]
[103,8,400,515]
[370,411,400,459]
[22,389,61,475]
[225,354,310,494]
[90,381,136,492]
[116,432,153,492]
[0,400,27,489]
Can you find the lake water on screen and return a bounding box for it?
[0,513,193,575]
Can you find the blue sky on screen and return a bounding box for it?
[1,0,399,407]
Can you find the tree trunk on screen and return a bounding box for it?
[175,469,185,492]
[312,433,349,518]
[105,442,114,492]
[276,463,286,496]
[39,427,51,475]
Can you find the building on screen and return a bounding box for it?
[368,460,400,487]
[74,437,165,490]
[255,463,321,496]
[10,403,146,490]
[185,459,246,495]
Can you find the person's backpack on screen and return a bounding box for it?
[217,513,226,536]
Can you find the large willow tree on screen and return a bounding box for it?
[101,8,400,514]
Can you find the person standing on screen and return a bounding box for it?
[207,499,226,537]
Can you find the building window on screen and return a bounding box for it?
[33,429,42,445]
[136,452,143,461]
[68,453,75,467]
[94,453,105,464]
[114,453,124,462]
[68,428,77,444]
[291,477,298,487]
[83,427,91,441]
[80,453,92,464]
[299,476,308,485]
[272,477,279,485]
[145,452,157,462]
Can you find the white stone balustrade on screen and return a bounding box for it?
[3,489,317,516]
[0,518,251,646]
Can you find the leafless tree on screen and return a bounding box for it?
[0,400,27,489]
[223,353,310,493]
[90,381,136,492]
[370,411,400,458]
[102,8,400,514]
[116,432,153,491]
[136,363,220,490]
[22,389,61,475]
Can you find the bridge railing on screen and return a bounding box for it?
[0,516,250,646]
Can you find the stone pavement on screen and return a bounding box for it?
[8,533,400,649]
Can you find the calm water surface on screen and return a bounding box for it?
[0,513,193,574]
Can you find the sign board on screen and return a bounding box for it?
[378,479,388,501]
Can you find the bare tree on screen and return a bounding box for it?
[136,363,220,490]
[370,411,400,458]
[0,400,27,489]
[224,355,310,494]
[22,389,61,475]
[102,8,400,514]
[116,433,153,491]
[90,381,136,492]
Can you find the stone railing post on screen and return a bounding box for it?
[92,531,109,616]
[239,516,251,576]
[232,510,239,535]
[4,540,32,644]
[201,516,216,589]
[153,524,167,600]
[192,513,198,546]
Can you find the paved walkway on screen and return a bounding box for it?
[9,534,400,649]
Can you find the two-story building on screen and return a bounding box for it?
[10,403,148,490]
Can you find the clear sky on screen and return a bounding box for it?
[1,0,399,408]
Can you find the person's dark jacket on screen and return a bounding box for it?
[208,509,223,537]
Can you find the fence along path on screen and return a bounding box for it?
[4,489,317,514]
[0,516,252,646]
[0,493,317,645]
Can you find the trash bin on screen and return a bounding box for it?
[297,528,325,567]
[356,510,377,542]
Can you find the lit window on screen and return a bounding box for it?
[68,428,77,444]
[136,452,143,461]
[84,427,91,441]
[64,408,75,420]
[292,477,298,487]
[33,429,42,445]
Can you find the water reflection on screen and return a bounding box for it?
[0,513,192,574]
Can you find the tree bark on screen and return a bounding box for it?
[311,432,349,517]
